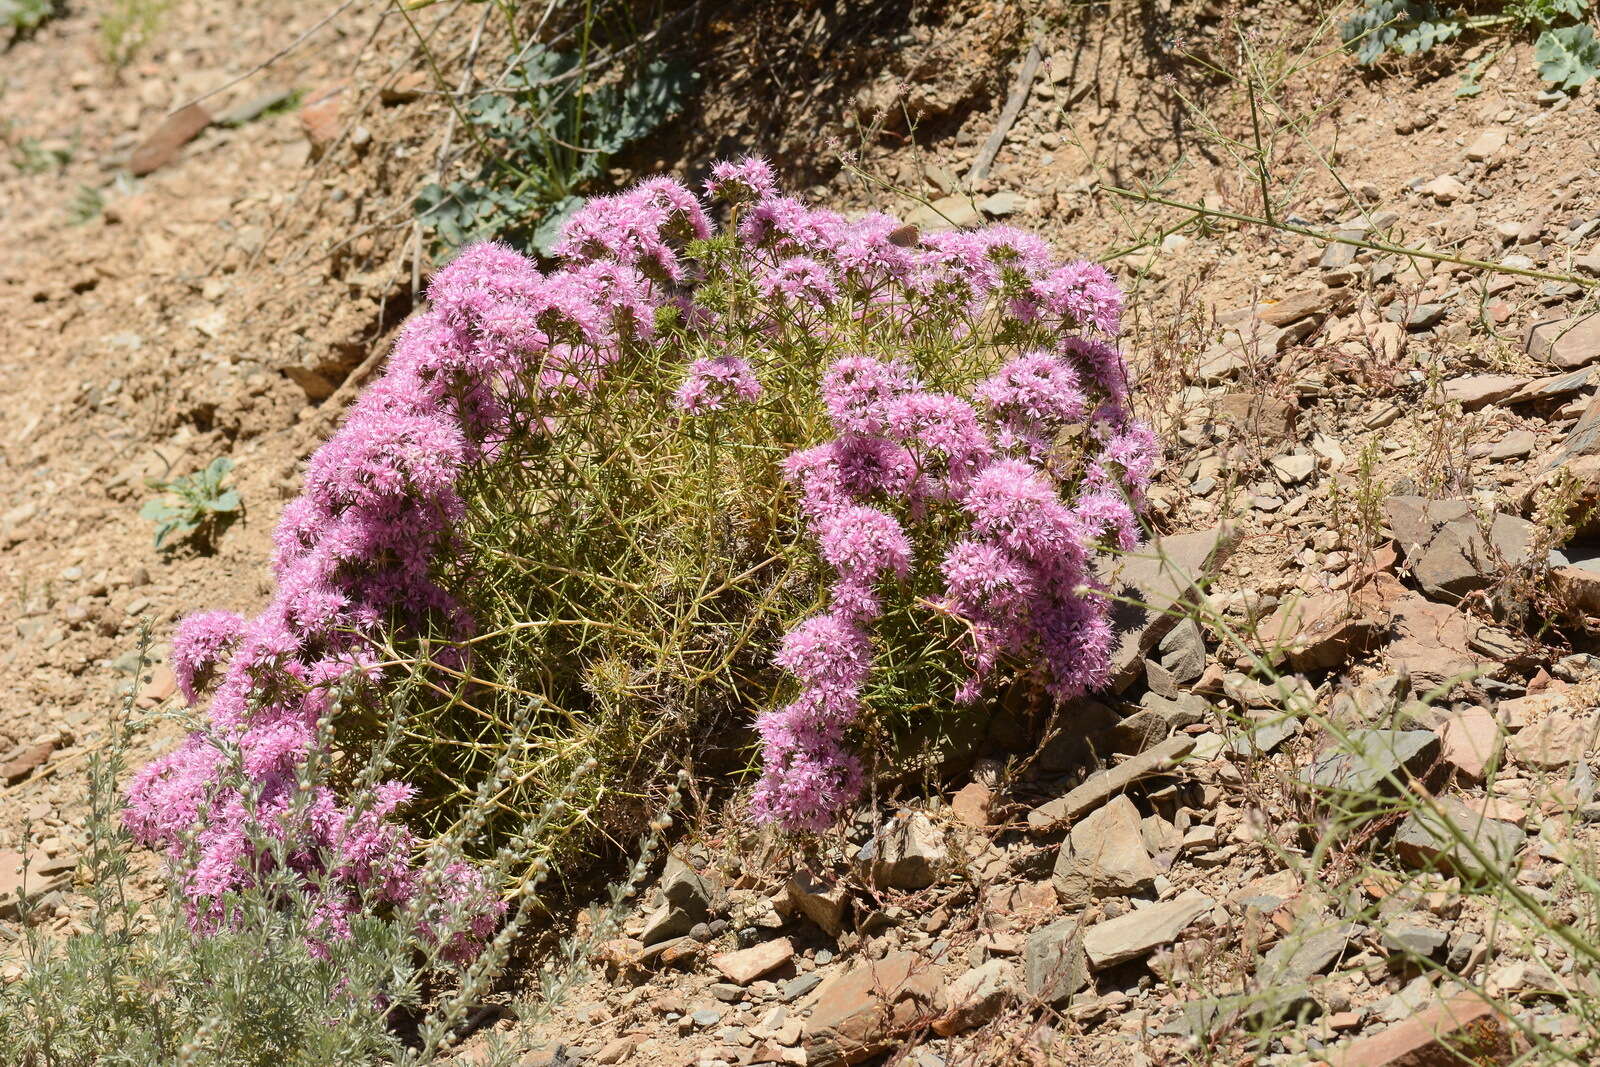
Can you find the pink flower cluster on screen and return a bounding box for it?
[130,156,1153,934]
[722,175,1153,830]
[675,355,763,414]
[126,192,713,957]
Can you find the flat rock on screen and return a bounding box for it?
[932,959,1016,1036]
[1442,374,1528,410]
[858,812,946,890]
[299,83,348,158]
[803,952,942,1066]
[786,869,849,937]
[1437,707,1502,780]
[0,849,77,920]
[1211,393,1297,438]
[128,102,213,176]
[1256,289,1332,326]
[1083,889,1213,969]
[1486,429,1536,460]
[1304,729,1439,795]
[1023,917,1089,1006]
[1507,710,1593,770]
[1258,575,1395,672]
[714,937,795,985]
[1527,312,1600,370]
[1322,993,1512,1066]
[1,740,54,785]
[1386,593,1489,689]
[906,194,980,230]
[1258,920,1358,986]
[950,781,993,828]
[1028,734,1195,833]
[1382,922,1448,959]
[1052,795,1159,904]
[1393,795,1526,882]
[1465,126,1508,161]
[1109,692,1207,752]
[1507,366,1594,404]
[1101,524,1237,692]
[1421,174,1467,204]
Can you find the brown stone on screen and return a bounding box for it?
[1027,734,1195,833]
[932,960,1015,1036]
[1508,711,1594,770]
[0,849,75,920]
[1386,594,1489,691]
[129,103,212,176]
[1082,889,1214,969]
[2,741,55,785]
[785,869,849,937]
[802,952,942,1066]
[1441,374,1528,410]
[1437,707,1501,781]
[299,83,349,158]
[1527,312,1600,370]
[1212,392,1297,438]
[136,663,177,708]
[1323,994,1512,1066]
[1052,795,1159,904]
[1258,575,1396,672]
[713,937,795,985]
[950,781,993,828]
[1255,288,1334,326]
[1551,550,1600,618]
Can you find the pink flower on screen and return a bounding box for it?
[675,355,763,414]
[705,157,778,204]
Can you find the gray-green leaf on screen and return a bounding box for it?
[1536,25,1600,90]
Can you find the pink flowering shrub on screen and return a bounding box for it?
[127,158,1153,960]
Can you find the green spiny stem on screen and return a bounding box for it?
[1101,184,1600,288]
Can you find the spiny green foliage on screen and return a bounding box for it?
[415,49,694,255]
[139,456,240,550]
[1343,0,1600,92]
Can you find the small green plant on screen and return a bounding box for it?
[1343,0,1600,92]
[415,48,694,255]
[98,0,169,68]
[1,0,58,39]
[140,456,240,550]
[9,134,71,174]
[66,183,103,225]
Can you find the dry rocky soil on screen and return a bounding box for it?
[5,0,1600,1064]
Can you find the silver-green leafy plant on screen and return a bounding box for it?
[1343,0,1600,94]
[140,456,240,551]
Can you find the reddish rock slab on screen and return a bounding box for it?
[1442,374,1528,410]
[950,782,993,828]
[802,952,942,1066]
[1258,574,1397,672]
[1324,994,1513,1066]
[1437,707,1502,781]
[129,103,213,176]
[1527,312,1600,370]
[2,740,55,785]
[713,937,794,985]
[300,82,349,158]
